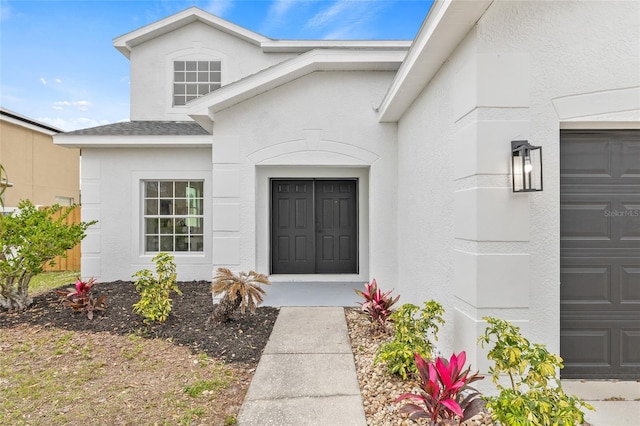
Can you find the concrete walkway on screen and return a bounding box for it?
[238,306,640,425]
[238,307,366,426]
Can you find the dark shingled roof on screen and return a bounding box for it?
[63,121,210,136]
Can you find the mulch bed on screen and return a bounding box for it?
[0,280,279,364]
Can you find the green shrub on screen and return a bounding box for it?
[132,252,181,323]
[0,200,95,309]
[478,316,594,426]
[375,301,445,379]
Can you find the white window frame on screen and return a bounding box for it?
[172,60,221,106]
[131,171,211,263]
[142,179,205,253]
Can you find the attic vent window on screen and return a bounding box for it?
[173,60,221,106]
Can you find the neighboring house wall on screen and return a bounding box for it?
[395,0,640,373]
[211,70,399,288]
[80,147,212,281]
[0,110,79,208]
[130,21,295,121]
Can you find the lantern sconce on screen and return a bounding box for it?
[511,140,543,192]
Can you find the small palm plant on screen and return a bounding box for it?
[210,268,270,323]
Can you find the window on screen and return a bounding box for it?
[55,196,74,206]
[143,180,204,252]
[173,60,221,106]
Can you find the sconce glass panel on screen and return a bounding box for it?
[511,140,543,192]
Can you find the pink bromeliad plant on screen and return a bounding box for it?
[395,351,484,425]
[56,277,107,320]
[354,278,400,329]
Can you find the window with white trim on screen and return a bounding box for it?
[143,180,204,252]
[173,60,221,106]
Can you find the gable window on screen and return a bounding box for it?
[143,180,204,252]
[173,60,221,106]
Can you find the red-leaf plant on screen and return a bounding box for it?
[56,277,107,320]
[354,278,400,329]
[395,351,485,425]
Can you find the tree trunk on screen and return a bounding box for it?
[0,272,34,310]
[0,280,33,310]
[210,290,242,323]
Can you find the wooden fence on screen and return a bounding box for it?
[42,205,82,272]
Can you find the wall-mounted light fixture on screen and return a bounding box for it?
[511,140,542,192]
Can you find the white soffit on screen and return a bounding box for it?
[187,49,407,123]
[113,7,271,58]
[54,134,212,149]
[378,0,494,123]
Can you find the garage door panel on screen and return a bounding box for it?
[621,266,640,303]
[561,264,611,304]
[560,137,611,178]
[619,201,640,240]
[561,328,611,366]
[561,130,640,379]
[621,329,640,367]
[620,140,640,178]
[560,201,611,241]
[561,194,640,249]
[561,318,640,379]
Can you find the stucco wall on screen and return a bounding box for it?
[396,0,640,372]
[129,21,294,121]
[211,70,399,294]
[80,147,213,282]
[0,120,79,207]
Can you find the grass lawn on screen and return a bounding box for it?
[1,278,276,425]
[29,271,79,296]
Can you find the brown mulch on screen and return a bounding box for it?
[0,280,279,364]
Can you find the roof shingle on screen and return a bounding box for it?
[63,121,210,136]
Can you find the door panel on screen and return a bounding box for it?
[315,180,358,274]
[271,179,358,274]
[271,180,314,274]
[560,130,640,379]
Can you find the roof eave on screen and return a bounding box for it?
[377,0,494,123]
[187,49,406,125]
[113,7,271,58]
[260,40,412,53]
[54,134,212,149]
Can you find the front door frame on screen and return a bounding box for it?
[255,166,369,282]
[270,178,359,275]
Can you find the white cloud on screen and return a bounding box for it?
[304,0,386,40]
[40,78,47,85]
[52,100,91,112]
[55,78,62,84]
[0,2,11,22]
[203,0,233,17]
[37,117,111,132]
[305,0,350,30]
[269,0,297,19]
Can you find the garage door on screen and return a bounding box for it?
[560,130,640,379]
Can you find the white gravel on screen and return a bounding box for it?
[345,308,495,426]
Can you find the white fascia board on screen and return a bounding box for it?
[187,49,406,123]
[378,0,494,123]
[261,40,412,53]
[54,134,212,149]
[113,7,271,58]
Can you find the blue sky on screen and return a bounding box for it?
[0,0,433,131]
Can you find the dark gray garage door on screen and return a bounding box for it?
[560,130,640,379]
[271,179,358,275]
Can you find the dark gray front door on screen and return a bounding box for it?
[560,130,640,379]
[271,179,358,274]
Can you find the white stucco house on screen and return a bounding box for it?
[55,0,640,380]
